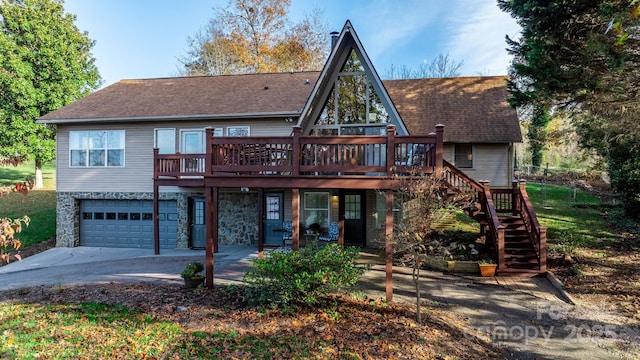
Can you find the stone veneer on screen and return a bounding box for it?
[218,192,259,246]
[56,191,259,248]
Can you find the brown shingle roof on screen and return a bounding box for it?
[383,76,521,143]
[40,72,321,121]
[40,72,520,143]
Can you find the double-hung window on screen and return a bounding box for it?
[70,130,125,167]
[304,192,329,227]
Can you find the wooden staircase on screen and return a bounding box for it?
[498,216,542,276]
[443,160,547,277]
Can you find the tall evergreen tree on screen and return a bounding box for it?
[0,0,101,188]
[499,0,640,216]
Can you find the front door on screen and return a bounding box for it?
[343,191,365,246]
[190,197,206,248]
[264,193,284,246]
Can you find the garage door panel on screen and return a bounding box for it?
[80,200,177,249]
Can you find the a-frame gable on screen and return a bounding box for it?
[298,20,408,135]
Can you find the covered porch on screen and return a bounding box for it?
[153,124,444,300]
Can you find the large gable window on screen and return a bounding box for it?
[313,50,389,135]
[70,130,125,167]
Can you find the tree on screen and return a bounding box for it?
[180,0,328,76]
[0,0,101,188]
[384,53,464,80]
[391,174,467,323]
[498,0,640,216]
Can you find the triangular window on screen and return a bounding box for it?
[312,50,390,135]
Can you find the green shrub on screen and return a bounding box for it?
[242,244,368,311]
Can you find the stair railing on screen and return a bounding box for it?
[442,160,484,214]
[480,180,505,268]
[514,180,547,272]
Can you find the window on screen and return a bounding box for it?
[375,192,402,229]
[304,192,329,227]
[180,128,223,153]
[154,128,176,154]
[454,144,473,168]
[313,50,390,135]
[70,130,125,167]
[227,126,250,137]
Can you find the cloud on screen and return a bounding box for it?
[445,1,520,75]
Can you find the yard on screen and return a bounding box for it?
[1,165,640,358]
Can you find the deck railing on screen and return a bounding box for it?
[155,124,444,178]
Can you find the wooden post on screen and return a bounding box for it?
[385,189,394,302]
[338,189,345,245]
[497,226,505,270]
[205,127,213,175]
[386,125,396,176]
[153,148,160,255]
[512,180,519,216]
[292,188,300,250]
[257,188,264,257]
[435,124,444,177]
[205,186,217,288]
[539,227,547,272]
[292,126,302,176]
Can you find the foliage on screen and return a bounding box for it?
[0,156,34,263]
[180,0,328,75]
[0,216,29,264]
[180,261,205,279]
[391,173,468,323]
[0,0,101,188]
[242,244,368,311]
[498,0,640,217]
[384,53,464,79]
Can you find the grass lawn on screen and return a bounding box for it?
[525,181,616,252]
[0,161,56,247]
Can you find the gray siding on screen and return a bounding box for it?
[56,119,294,193]
[443,143,513,187]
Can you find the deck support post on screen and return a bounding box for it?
[257,188,264,258]
[385,189,394,302]
[205,186,217,288]
[153,149,160,255]
[292,188,300,250]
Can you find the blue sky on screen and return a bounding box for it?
[64,0,520,87]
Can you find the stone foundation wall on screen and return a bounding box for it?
[218,192,259,245]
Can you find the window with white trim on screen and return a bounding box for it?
[69,130,125,167]
[179,128,223,153]
[227,126,250,137]
[304,192,329,227]
[154,128,176,154]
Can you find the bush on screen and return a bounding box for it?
[242,244,368,311]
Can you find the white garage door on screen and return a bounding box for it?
[80,199,177,249]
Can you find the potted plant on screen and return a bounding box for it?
[478,259,497,277]
[181,261,205,288]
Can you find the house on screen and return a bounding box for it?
[39,21,545,292]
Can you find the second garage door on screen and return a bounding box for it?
[80,199,177,249]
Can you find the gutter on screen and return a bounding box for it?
[37,111,302,125]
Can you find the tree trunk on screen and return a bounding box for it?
[413,266,421,324]
[34,159,44,189]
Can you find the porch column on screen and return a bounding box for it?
[153,149,160,255]
[435,124,444,177]
[205,186,217,288]
[385,189,394,302]
[257,188,264,257]
[292,188,300,250]
[338,189,345,245]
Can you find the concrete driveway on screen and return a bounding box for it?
[0,246,257,290]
